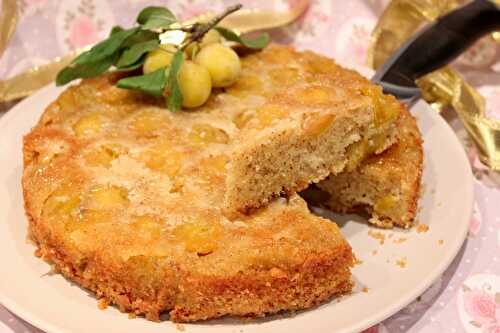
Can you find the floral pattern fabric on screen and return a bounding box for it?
[1,1,499,332]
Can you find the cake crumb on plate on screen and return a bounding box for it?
[368,230,386,245]
[354,257,363,265]
[393,237,407,244]
[396,257,407,268]
[98,299,108,310]
[416,222,429,233]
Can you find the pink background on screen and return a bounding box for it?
[0,1,499,332]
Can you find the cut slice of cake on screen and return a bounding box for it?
[302,108,423,228]
[23,47,358,321]
[223,45,402,215]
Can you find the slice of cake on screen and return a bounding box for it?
[22,50,355,321]
[302,108,423,228]
[224,45,401,214]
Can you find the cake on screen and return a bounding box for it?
[223,45,401,214]
[21,45,371,322]
[302,108,423,228]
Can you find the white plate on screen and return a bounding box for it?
[0,85,473,333]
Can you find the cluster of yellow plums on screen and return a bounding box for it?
[143,30,241,108]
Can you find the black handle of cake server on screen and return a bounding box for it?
[372,0,500,88]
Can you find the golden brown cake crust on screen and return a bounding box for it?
[22,45,357,322]
[305,108,423,228]
[24,189,353,321]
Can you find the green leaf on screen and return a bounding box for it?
[116,40,159,68]
[109,25,125,37]
[115,56,146,72]
[56,54,118,86]
[72,27,139,65]
[137,7,176,24]
[165,50,184,112]
[116,68,167,98]
[137,6,177,30]
[215,27,270,49]
[122,30,158,48]
[142,16,177,30]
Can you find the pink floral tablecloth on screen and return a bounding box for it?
[0,1,499,332]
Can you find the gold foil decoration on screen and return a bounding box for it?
[416,68,500,168]
[0,1,309,103]
[0,49,87,102]
[368,0,500,170]
[0,0,17,59]
[220,0,309,34]
[367,0,459,69]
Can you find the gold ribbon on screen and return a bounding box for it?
[220,0,309,34]
[367,0,500,170]
[0,0,17,59]
[0,1,309,103]
[0,49,87,102]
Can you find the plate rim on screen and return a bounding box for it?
[0,85,474,333]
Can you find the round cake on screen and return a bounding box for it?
[22,45,362,322]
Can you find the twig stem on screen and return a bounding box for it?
[180,4,242,50]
